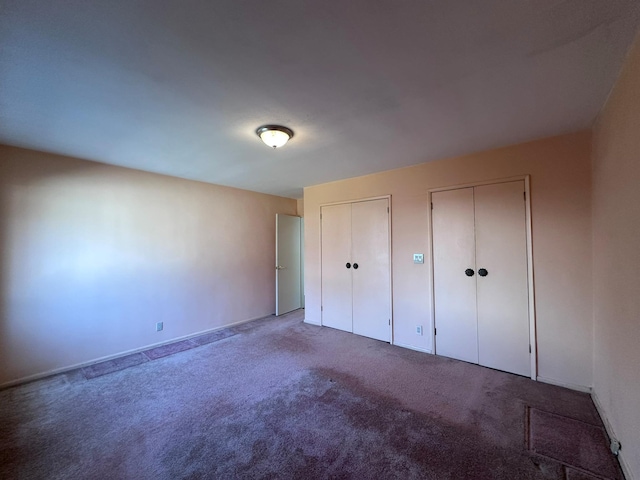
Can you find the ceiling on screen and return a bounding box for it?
[1,1,639,198]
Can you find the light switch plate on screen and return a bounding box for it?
[413,253,424,264]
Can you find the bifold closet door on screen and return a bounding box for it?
[320,203,353,333]
[351,199,390,342]
[432,188,479,364]
[475,181,530,377]
[432,180,531,377]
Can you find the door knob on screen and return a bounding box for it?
[276,265,284,270]
[478,268,488,277]
[346,263,351,269]
[465,268,474,277]
[353,263,359,269]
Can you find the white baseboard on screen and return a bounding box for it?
[393,342,433,354]
[0,313,270,389]
[591,390,634,480]
[303,319,321,326]
[536,376,592,393]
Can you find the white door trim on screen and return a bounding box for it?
[524,175,537,379]
[427,175,537,380]
[428,175,530,193]
[320,195,392,207]
[319,195,393,342]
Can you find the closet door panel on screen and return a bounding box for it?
[432,188,479,364]
[475,181,530,377]
[351,199,391,342]
[321,204,353,333]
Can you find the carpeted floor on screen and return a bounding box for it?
[0,311,623,479]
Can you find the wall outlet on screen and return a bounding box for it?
[156,322,163,332]
[416,325,423,335]
[413,253,424,264]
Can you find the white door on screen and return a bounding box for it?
[300,219,305,308]
[475,181,530,377]
[432,188,479,364]
[432,181,531,377]
[276,214,302,316]
[351,199,391,342]
[321,203,353,332]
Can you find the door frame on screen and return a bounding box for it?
[427,175,537,380]
[319,195,393,343]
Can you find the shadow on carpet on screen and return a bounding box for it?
[163,369,564,479]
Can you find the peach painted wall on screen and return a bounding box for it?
[592,33,640,479]
[0,145,297,386]
[304,132,593,389]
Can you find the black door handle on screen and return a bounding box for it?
[465,268,474,277]
[478,268,488,277]
[353,263,359,269]
[346,263,351,269]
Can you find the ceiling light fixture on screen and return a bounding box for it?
[256,125,294,148]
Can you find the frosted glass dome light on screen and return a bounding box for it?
[256,125,294,148]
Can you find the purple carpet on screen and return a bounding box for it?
[143,339,198,360]
[81,328,239,379]
[565,466,609,480]
[0,311,623,479]
[82,352,149,379]
[190,328,237,346]
[527,407,620,479]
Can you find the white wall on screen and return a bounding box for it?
[304,132,593,389]
[592,33,640,479]
[0,145,297,386]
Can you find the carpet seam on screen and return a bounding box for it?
[527,407,619,480]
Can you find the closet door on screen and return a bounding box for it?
[351,199,391,342]
[321,203,353,332]
[432,188,479,364]
[475,181,530,377]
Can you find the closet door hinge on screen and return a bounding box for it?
[434,327,437,335]
[529,344,531,354]
[431,202,433,210]
[388,319,391,325]
[523,191,526,201]
[321,306,323,312]
[387,206,389,213]
[320,213,322,220]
